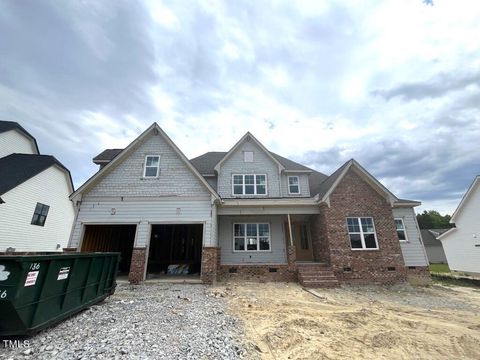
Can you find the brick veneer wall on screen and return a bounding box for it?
[128,247,147,284]
[317,169,407,285]
[218,265,297,282]
[405,266,432,285]
[201,247,220,284]
[310,210,331,264]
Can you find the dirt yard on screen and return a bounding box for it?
[215,282,480,360]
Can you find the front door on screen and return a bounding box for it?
[291,223,313,261]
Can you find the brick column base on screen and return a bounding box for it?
[406,266,432,286]
[201,247,220,284]
[63,247,78,252]
[128,248,147,284]
[287,245,297,270]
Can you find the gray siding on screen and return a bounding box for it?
[425,245,448,264]
[69,198,214,249]
[217,141,281,198]
[280,173,311,197]
[86,132,210,198]
[218,215,287,264]
[393,207,429,266]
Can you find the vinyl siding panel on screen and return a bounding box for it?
[217,141,281,198]
[218,215,287,264]
[424,245,448,264]
[393,207,429,266]
[0,166,74,252]
[0,129,37,158]
[69,197,213,249]
[440,181,480,274]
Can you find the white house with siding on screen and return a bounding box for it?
[0,121,75,252]
[438,176,480,275]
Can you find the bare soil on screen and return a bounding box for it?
[215,282,480,360]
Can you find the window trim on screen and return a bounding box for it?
[143,155,161,178]
[346,217,379,250]
[287,176,301,195]
[394,218,409,242]
[31,202,50,227]
[231,174,268,196]
[232,223,272,252]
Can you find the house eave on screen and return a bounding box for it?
[220,198,319,207]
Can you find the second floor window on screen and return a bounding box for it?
[288,176,300,194]
[31,202,49,226]
[232,174,267,195]
[144,155,160,177]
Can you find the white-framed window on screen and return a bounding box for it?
[346,217,379,250]
[143,155,160,177]
[233,223,271,251]
[288,176,300,194]
[244,151,254,162]
[232,174,267,195]
[395,218,408,242]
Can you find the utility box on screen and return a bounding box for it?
[0,252,120,336]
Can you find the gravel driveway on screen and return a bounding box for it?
[0,283,248,360]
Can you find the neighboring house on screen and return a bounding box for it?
[0,121,75,252]
[438,176,480,275]
[68,123,430,285]
[420,229,449,264]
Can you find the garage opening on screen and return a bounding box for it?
[147,224,203,278]
[81,225,136,275]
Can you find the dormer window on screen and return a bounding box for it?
[288,176,300,194]
[243,151,254,162]
[144,155,160,177]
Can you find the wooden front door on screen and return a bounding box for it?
[286,222,313,261]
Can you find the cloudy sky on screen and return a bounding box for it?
[1,0,479,214]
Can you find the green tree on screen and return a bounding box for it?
[416,210,454,229]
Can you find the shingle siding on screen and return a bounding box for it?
[280,173,311,197]
[86,132,210,198]
[217,140,281,198]
[393,207,429,266]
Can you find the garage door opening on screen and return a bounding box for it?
[147,224,203,279]
[81,225,136,275]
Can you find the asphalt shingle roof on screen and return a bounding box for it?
[0,154,72,195]
[421,229,450,246]
[93,149,123,162]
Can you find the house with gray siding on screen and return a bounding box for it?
[68,123,430,286]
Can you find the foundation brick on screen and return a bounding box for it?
[218,264,297,282]
[128,247,147,284]
[201,247,220,284]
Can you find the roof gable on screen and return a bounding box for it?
[71,123,219,200]
[0,120,40,154]
[315,159,399,206]
[448,176,480,223]
[0,154,73,195]
[213,132,285,172]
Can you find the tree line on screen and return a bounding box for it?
[416,210,455,229]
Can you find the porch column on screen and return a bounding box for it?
[287,214,296,268]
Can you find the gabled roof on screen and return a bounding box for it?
[213,132,285,172]
[71,123,220,200]
[0,153,73,196]
[93,149,123,164]
[449,175,480,223]
[314,159,400,206]
[189,151,318,174]
[0,120,40,154]
[420,229,450,246]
